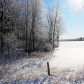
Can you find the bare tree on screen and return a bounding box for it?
[46,6,54,46]
[55,14,65,47]
[27,0,44,52]
[46,0,65,50]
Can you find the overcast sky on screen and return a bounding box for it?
[44,0,84,39]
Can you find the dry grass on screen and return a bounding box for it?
[0,59,46,83]
[50,67,84,83]
[53,80,61,84]
[1,56,84,84]
[9,68,17,75]
[75,75,82,81]
[0,64,10,76]
[0,69,4,76]
[29,52,43,57]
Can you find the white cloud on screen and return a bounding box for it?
[71,0,83,4]
[68,0,84,12]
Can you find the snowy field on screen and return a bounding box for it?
[50,41,84,70]
[1,41,84,84]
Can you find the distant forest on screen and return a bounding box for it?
[60,37,84,41]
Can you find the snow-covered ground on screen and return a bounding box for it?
[1,41,84,84]
[50,41,84,70]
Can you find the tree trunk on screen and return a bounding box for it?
[25,0,28,53]
[1,33,3,54]
[32,18,35,51]
[0,1,4,54]
[57,36,59,47]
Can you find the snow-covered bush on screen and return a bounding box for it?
[35,40,52,52]
[43,43,52,52]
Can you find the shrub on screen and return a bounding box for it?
[35,40,52,52]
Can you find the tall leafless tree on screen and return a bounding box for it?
[28,0,44,52]
[55,14,65,47]
[46,0,65,51]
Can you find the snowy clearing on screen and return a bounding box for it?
[1,41,84,84]
[50,41,84,70]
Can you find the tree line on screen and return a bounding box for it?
[0,0,65,55]
[60,37,84,41]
